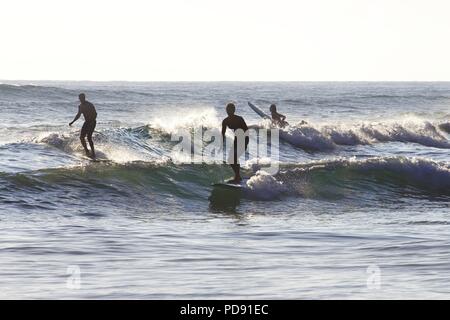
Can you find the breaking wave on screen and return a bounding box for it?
[279,117,450,151]
[1,156,450,204]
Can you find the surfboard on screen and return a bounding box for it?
[80,155,110,163]
[248,101,292,126]
[248,102,272,120]
[89,158,110,163]
[78,150,110,163]
[212,178,250,189]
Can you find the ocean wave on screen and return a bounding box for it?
[34,126,169,164]
[348,93,450,100]
[321,125,370,145]
[280,125,336,151]
[0,83,47,90]
[149,108,220,136]
[357,120,449,148]
[0,162,220,203]
[283,118,450,150]
[2,92,448,154]
[438,122,450,133]
[1,157,449,204]
[29,117,450,163]
[275,156,450,199]
[245,170,288,200]
[0,83,76,100]
[0,83,163,101]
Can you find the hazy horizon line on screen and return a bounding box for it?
[2,79,450,83]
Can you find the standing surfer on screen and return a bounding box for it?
[221,103,249,184]
[69,93,97,159]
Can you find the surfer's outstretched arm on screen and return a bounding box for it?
[69,106,82,126]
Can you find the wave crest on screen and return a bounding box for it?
[281,117,450,150]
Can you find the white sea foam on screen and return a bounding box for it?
[245,170,288,200]
[150,107,220,136]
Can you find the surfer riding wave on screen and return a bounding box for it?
[69,93,98,159]
[222,103,249,184]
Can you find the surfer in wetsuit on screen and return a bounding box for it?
[69,93,97,159]
[269,104,289,128]
[222,103,249,184]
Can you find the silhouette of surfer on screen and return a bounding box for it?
[69,93,97,159]
[222,103,249,184]
[269,104,289,128]
[270,104,307,127]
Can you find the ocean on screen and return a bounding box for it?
[1,81,450,299]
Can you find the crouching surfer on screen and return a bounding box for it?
[269,103,306,127]
[269,104,289,128]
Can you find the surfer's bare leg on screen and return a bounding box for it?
[80,135,90,156]
[230,164,242,183]
[87,134,96,159]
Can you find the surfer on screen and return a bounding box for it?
[269,104,289,128]
[222,103,249,184]
[69,93,97,159]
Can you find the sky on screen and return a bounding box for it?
[0,0,449,81]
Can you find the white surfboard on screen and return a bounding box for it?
[248,102,272,120]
